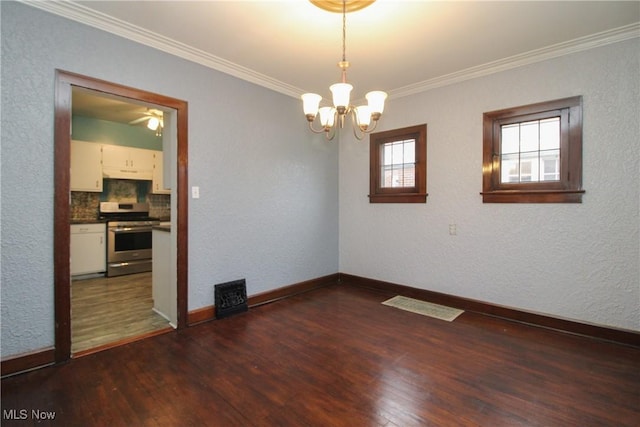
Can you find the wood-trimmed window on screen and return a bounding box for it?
[369,124,427,203]
[482,96,584,203]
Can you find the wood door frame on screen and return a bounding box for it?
[54,70,189,362]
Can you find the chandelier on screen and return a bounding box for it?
[302,0,387,141]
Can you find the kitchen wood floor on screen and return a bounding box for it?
[71,272,172,354]
[3,282,639,426]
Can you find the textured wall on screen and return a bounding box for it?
[1,2,338,358]
[339,38,640,331]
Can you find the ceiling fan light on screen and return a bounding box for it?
[147,117,160,131]
[366,91,387,115]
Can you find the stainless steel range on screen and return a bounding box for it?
[99,202,159,277]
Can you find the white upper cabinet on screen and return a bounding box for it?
[71,140,103,192]
[152,151,171,194]
[102,145,154,180]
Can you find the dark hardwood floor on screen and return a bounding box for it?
[2,282,639,426]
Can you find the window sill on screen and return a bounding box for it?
[480,189,584,203]
[369,193,428,203]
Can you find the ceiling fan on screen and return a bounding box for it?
[128,108,164,136]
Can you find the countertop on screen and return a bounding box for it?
[70,219,107,225]
[152,225,171,232]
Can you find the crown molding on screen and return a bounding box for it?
[21,0,305,98]
[389,22,640,99]
[21,2,640,101]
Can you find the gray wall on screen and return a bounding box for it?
[339,38,640,331]
[1,2,338,358]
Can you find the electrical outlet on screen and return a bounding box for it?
[449,224,457,235]
[191,186,200,199]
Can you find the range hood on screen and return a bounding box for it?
[102,166,152,181]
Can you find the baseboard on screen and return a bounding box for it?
[249,273,340,307]
[188,305,216,325]
[1,348,56,378]
[187,273,340,325]
[339,273,640,347]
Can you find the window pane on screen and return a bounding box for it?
[501,124,519,154]
[540,149,560,181]
[381,166,391,187]
[539,117,560,150]
[383,144,393,165]
[392,142,403,164]
[520,151,538,182]
[501,153,520,183]
[520,121,539,152]
[403,164,415,186]
[499,117,561,183]
[392,167,403,187]
[380,139,416,188]
[403,140,415,163]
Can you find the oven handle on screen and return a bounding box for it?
[109,226,153,233]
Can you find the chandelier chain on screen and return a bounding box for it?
[342,0,346,62]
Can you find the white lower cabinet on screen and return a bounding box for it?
[70,223,106,276]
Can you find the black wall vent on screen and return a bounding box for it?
[215,279,248,319]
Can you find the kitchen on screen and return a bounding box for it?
[69,89,176,354]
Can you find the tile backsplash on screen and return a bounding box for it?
[71,192,101,220]
[71,179,170,221]
[148,194,171,220]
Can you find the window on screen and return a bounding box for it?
[482,96,584,203]
[369,124,427,203]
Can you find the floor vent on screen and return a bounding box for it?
[215,279,248,319]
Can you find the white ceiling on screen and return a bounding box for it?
[30,0,640,121]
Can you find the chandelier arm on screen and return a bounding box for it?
[348,109,365,140]
[308,118,338,141]
[365,118,380,133]
[325,125,337,141]
[351,126,365,140]
[308,120,328,134]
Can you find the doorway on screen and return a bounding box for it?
[54,70,189,362]
[71,88,175,354]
